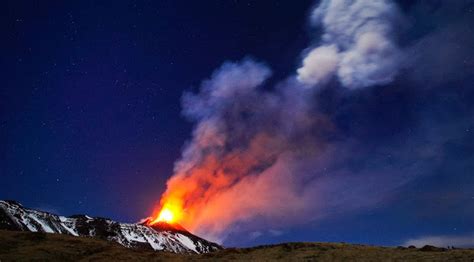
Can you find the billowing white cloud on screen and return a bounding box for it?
[297,45,339,85]
[338,31,400,88]
[297,0,402,89]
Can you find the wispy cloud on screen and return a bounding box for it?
[403,233,474,248]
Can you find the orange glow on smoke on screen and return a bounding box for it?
[147,133,288,233]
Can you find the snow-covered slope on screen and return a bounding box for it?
[0,200,221,254]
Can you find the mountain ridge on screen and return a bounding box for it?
[0,200,221,254]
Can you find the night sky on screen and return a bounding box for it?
[2,0,474,247]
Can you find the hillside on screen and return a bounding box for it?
[1,230,473,261]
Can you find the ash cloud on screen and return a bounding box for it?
[162,60,332,241]
[155,0,474,243]
[297,0,402,89]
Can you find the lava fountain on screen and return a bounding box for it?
[149,201,184,225]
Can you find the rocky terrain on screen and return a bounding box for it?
[1,230,474,261]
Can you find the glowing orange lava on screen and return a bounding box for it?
[149,203,183,225]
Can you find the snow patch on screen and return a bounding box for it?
[30,215,54,233]
[175,234,198,253]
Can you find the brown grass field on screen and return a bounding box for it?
[1,230,473,261]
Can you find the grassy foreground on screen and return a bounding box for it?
[1,230,473,261]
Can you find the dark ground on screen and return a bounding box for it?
[1,230,473,261]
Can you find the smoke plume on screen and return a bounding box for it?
[158,60,335,240]
[153,0,471,243]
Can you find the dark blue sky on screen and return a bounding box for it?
[1,0,473,247]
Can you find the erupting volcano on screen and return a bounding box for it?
[149,204,183,226]
[143,0,417,244]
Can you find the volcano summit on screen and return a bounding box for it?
[0,200,221,254]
